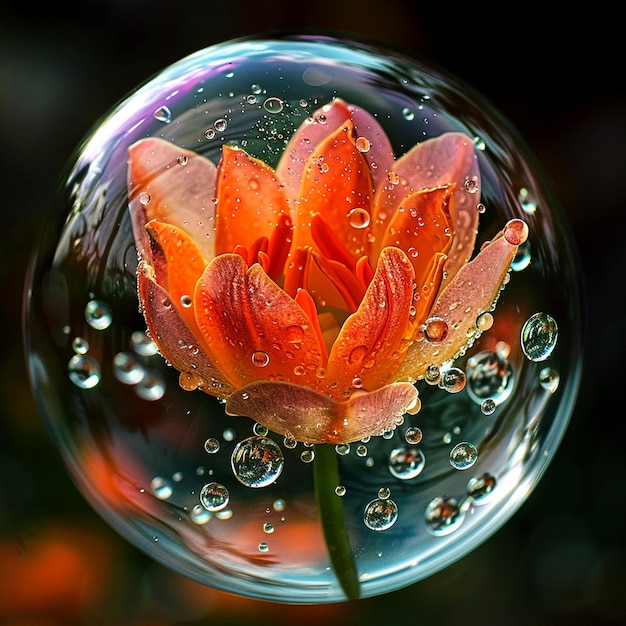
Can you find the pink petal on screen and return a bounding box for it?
[128,137,217,263]
[225,380,418,444]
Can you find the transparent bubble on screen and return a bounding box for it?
[23,34,582,603]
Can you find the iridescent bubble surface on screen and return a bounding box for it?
[23,34,582,603]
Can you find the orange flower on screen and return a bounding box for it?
[128,98,526,444]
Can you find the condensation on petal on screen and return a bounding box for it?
[128,137,218,263]
[225,380,418,444]
[395,232,520,382]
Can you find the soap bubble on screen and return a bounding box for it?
[23,34,582,603]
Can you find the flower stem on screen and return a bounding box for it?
[313,443,360,600]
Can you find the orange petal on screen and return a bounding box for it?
[137,261,234,396]
[325,247,415,397]
[379,185,454,284]
[372,132,479,281]
[128,137,217,262]
[292,120,373,259]
[145,220,206,331]
[214,145,291,256]
[194,254,324,389]
[395,226,523,381]
[225,380,418,444]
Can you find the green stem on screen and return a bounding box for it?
[313,443,360,600]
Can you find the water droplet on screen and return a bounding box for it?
[251,350,270,367]
[511,240,532,271]
[466,350,514,406]
[464,178,479,193]
[466,473,496,501]
[151,476,173,500]
[378,487,391,499]
[204,128,216,140]
[200,482,229,511]
[258,542,270,552]
[363,497,398,531]
[441,367,466,393]
[404,426,423,444]
[251,83,262,94]
[68,354,101,389]
[348,344,368,364]
[480,398,497,415]
[300,449,315,463]
[113,351,145,385]
[355,136,371,152]
[153,105,171,123]
[286,325,305,343]
[214,118,227,132]
[130,331,157,356]
[424,364,441,385]
[388,447,425,479]
[283,436,297,449]
[423,317,449,343]
[425,496,465,536]
[503,219,529,246]
[476,311,494,332]
[348,207,371,229]
[521,312,558,362]
[253,422,269,436]
[401,107,415,121]
[134,373,166,401]
[263,522,274,534]
[273,499,286,512]
[223,428,236,442]
[335,485,346,496]
[85,299,112,330]
[190,504,211,525]
[387,171,400,185]
[204,437,220,454]
[71,336,89,354]
[518,187,537,214]
[539,366,560,392]
[335,443,350,455]
[449,442,478,470]
[477,202,486,213]
[263,97,284,113]
[180,294,193,308]
[231,436,284,488]
[356,444,368,457]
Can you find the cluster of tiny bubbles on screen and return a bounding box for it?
[466,347,514,410]
[230,436,284,488]
[363,488,398,531]
[449,442,479,470]
[521,312,559,362]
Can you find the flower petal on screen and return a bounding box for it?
[379,185,453,288]
[325,247,415,397]
[225,380,418,444]
[194,254,324,389]
[372,132,479,282]
[214,145,290,256]
[128,138,217,262]
[137,261,234,396]
[395,229,521,381]
[293,120,373,259]
[277,99,353,202]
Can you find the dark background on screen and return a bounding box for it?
[1,2,624,625]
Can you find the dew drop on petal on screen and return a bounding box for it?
[263,522,274,533]
[355,136,371,152]
[388,447,425,479]
[68,354,101,389]
[231,436,284,488]
[258,542,270,552]
[423,317,449,343]
[251,350,270,367]
[503,219,529,246]
[348,207,370,229]
[364,497,398,531]
[199,482,229,511]
[521,312,558,362]
[449,442,478,470]
[153,105,171,123]
[425,496,465,536]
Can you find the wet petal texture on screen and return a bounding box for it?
[128,101,524,443]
